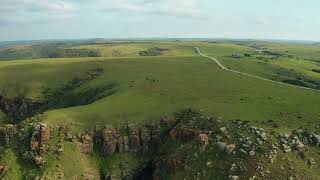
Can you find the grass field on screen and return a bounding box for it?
[0,52,319,133]
[1,40,320,179]
[194,41,320,89]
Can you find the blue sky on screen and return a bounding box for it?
[0,0,319,41]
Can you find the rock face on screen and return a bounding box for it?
[199,134,209,150]
[94,124,163,156]
[0,96,43,122]
[169,128,202,141]
[128,125,141,152]
[311,134,320,146]
[78,133,94,154]
[149,128,161,152]
[100,127,119,156]
[0,124,17,145]
[31,123,50,155]
[0,165,10,178]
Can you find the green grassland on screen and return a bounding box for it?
[0,40,320,179]
[73,41,197,57]
[195,41,320,89]
[0,55,319,132]
[0,41,197,60]
[0,40,319,130]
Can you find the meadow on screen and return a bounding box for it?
[0,40,320,179]
[0,43,319,132]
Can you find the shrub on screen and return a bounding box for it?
[139,47,169,56]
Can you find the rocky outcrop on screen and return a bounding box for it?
[149,128,162,152]
[169,127,202,141]
[128,125,141,152]
[78,133,94,154]
[0,165,10,179]
[0,124,17,146]
[35,156,45,167]
[94,124,163,156]
[199,133,209,150]
[0,95,43,122]
[29,123,51,167]
[100,127,119,156]
[30,123,51,155]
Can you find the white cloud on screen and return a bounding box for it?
[95,0,206,19]
[0,0,79,25]
[0,0,206,26]
[0,0,78,13]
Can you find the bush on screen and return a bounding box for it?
[283,79,310,88]
[139,47,169,56]
[312,69,320,73]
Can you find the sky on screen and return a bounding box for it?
[0,0,319,41]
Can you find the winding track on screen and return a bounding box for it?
[195,47,320,92]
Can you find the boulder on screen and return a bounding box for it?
[225,144,236,154]
[78,133,94,154]
[229,175,240,180]
[219,127,227,134]
[217,141,227,151]
[35,156,45,167]
[0,165,9,177]
[282,144,291,153]
[198,134,209,150]
[308,158,315,167]
[64,132,73,142]
[82,173,95,180]
[249,150,256,156]
[312,134,320,146]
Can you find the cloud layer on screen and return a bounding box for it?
[0,0,204,25]
[96,0,205,18]
[1,0,319,41]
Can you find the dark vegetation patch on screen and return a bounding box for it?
[145,76,158,83]
[139,47,169,56]
[0,68,117,123]
[0,43,102,60]
[283,79,311,88]
[261,50,282,57]
[282,76,320,90]
[244,53,251,57]
[228,54,242,59]
[0,96,43,123]
[45,48,102,58]
[312,69,320,73]
[0,48,33,60]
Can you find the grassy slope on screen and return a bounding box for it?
[74,41,197,57]
[0,55,319,133]
[0,148,24,179]
[261,41,320,61]
[42,142,100,179]
[196,41,320,86]
[0,41,197,61]
[1,41,320,179]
